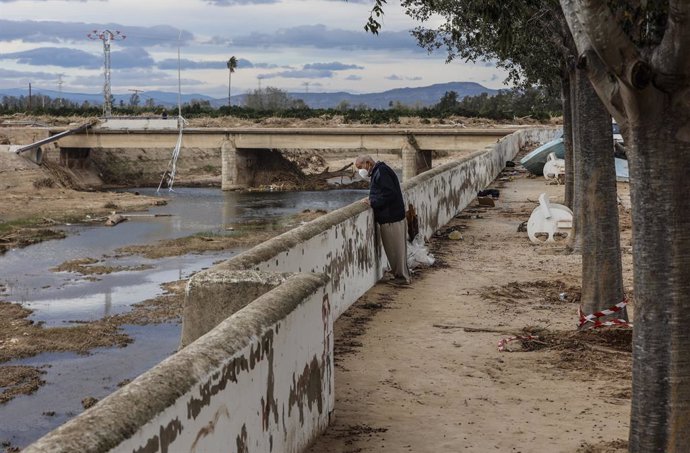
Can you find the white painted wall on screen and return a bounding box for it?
[24,274,333,453]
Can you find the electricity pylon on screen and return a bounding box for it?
[88,29,126,117]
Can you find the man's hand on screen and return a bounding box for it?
[362,198,370,206]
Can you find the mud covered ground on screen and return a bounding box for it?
[307,153,633,452]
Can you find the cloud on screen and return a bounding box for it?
[258,69,334,79]
[385,74,422,81]
[0,47,101,68]
[112,47,156,69]
[205,0,277,5]
[71,69,202,87]
[303,62,363,71]
[256,61,364,80]
[231,24,420,51]
[345,75,362,81]
[157,58,225,70]
[155,57,266,70]
[0,46,157,70]
[0,0,100,1]
[252,62,280,69]
[0,19,194,47]
[0,68,57,80]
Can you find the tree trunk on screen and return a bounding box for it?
[628,115,690,452]
[573,70,625,323]
[569,69,586,252]
[562,74,574,209]
[228,72,232,107]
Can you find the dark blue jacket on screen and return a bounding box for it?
[369,161,405,224]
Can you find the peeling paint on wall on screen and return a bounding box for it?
[134,418,183,453]
[190,407,230,453]
[288,356,324,424]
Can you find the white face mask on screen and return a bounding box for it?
[358,168,369,179]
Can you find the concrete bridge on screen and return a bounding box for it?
[52,122,517,188]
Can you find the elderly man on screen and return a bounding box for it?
[355,155,411,284]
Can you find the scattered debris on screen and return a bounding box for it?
[81,396,98,409]
[526,193,572,243]
[478,189,500,198]
[477,197,495,207]
[448,230,463,240]
[104,213,127,226]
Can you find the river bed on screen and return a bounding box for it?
[0,186,366,451]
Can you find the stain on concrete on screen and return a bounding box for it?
[236,424,249,453]
[187,356,246,420]
[159,418,183,453]
[133,436,158,453]
[288,356,324,424]
[133,418,182,453]
[260,330,279,431]
[190,406,231,453]
[321,294,333,396]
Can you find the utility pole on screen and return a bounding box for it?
[88,29,126,118]
[57,74,64,107]
[303,81,310,94]
[128,88,143,107]
[28,82,32,110]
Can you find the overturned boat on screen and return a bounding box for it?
[520,137,565,176]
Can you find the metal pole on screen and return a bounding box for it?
[103,35,111,117]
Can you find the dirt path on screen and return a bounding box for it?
[308,173,633,452]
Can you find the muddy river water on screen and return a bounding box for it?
[0,187,366,450]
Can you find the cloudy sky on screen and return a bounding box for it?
[0,0,509,98]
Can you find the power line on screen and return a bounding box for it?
[87,29,126,117]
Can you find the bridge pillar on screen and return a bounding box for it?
[221,138,250,190]
[401,135,432,181]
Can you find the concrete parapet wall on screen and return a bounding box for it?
[24,127,559,453]
[404,127,557,239]
[23,273,334,453]
[97,118,180,130]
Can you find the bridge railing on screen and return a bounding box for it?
[23,127,560,453]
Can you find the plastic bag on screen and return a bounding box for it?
[407,233,435,269]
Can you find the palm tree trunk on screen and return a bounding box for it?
[228,71,232,107]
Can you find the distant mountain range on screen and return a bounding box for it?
[0,82,497,110]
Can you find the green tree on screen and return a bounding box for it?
[245,86,301,111]
[436,90,458,111]
[560,2,690,451]
[377,0,625,325]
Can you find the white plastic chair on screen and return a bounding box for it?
[543,152,565,180]
[527,193,573,243]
